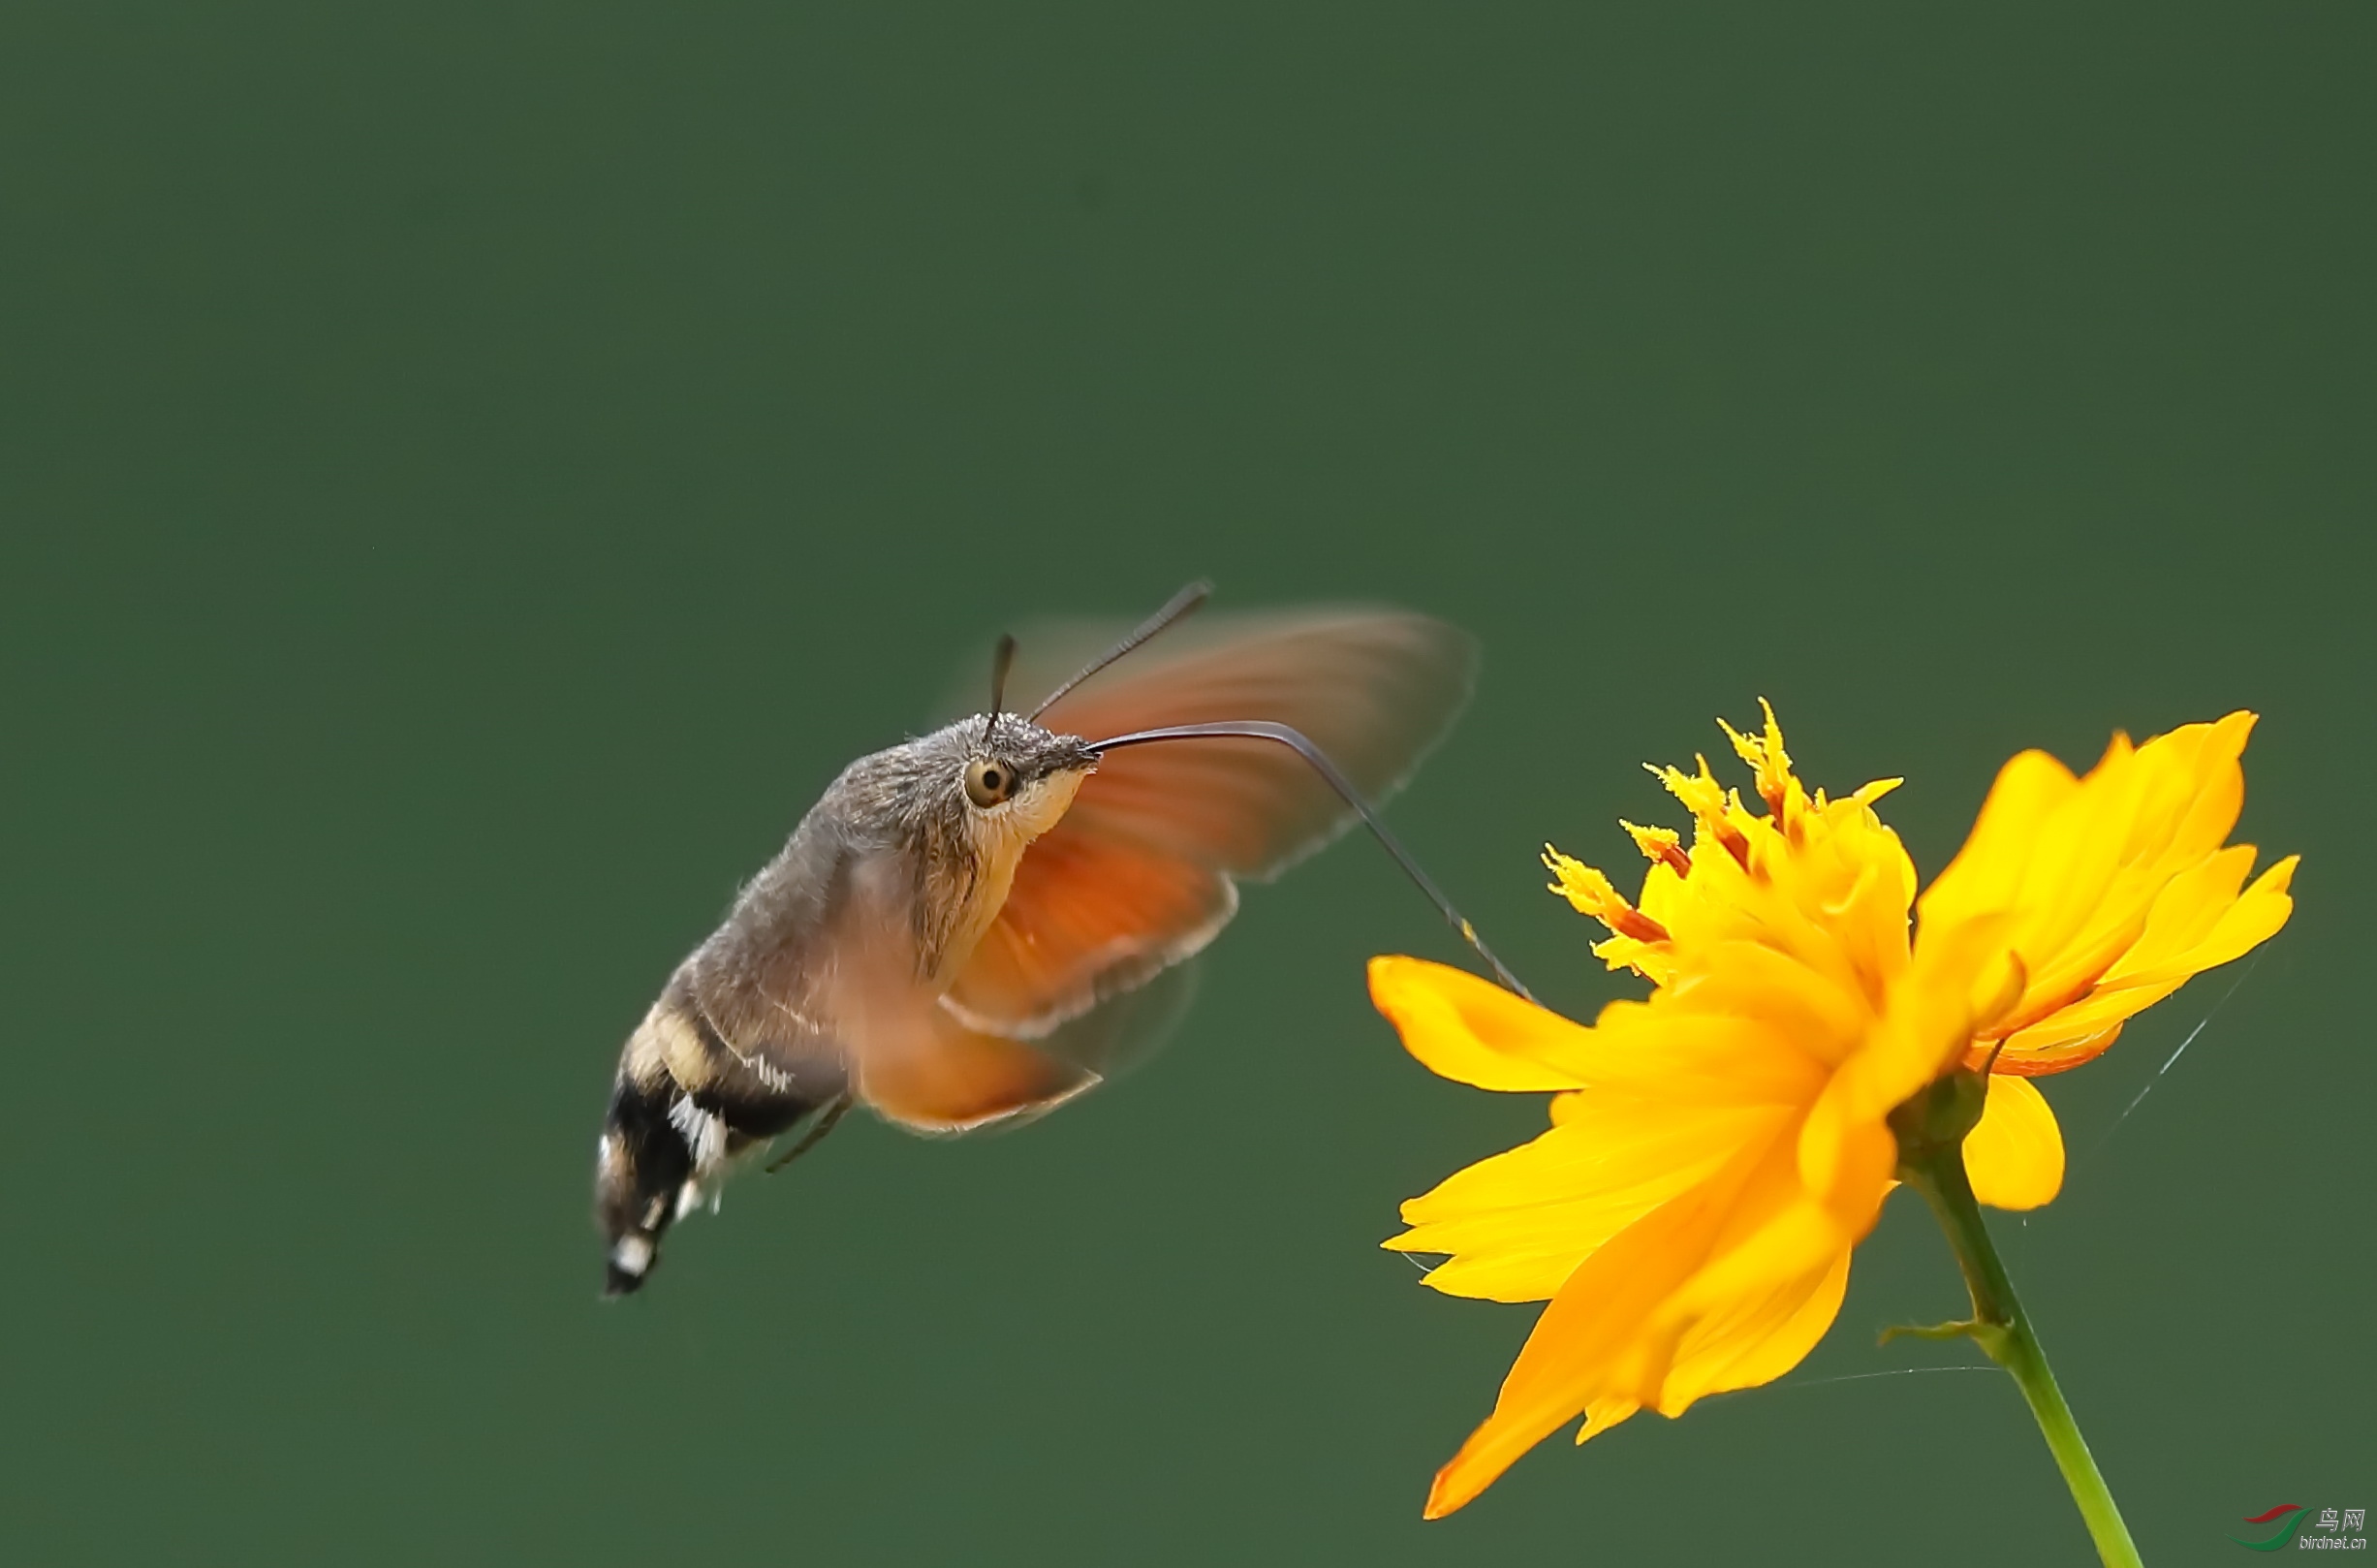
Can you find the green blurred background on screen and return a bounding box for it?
[3,5,2368,1563]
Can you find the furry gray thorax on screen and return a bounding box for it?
[696,713,1099,1006]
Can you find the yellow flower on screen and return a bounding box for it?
[1370,704,2295,1518]
[1923,710,2298,1078]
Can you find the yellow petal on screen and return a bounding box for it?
[1802,909,2004,1195]
[2105,853,2298,990]
[1423,1118,1865,1516]
[1964,1075,2064,1208]
[1656,1248,1853,1415]
[1991,1020,2129,1077]
[2095,843,2259,983]
[1999,984,2179,1061]
[1674,940,1880,1069]
[2144,711,2252,862]
[1916,748,2080,936]
[1654,1176,1864,1361]
[1392,1101,1784,1302]
[1570,1394,1642,1446]
[1994,853,2297,1068]
[1584,1002,1830,1106]
[1925,712,2280,1061]
[1367,956,1591,1091]
[1423,1165,1745,1519]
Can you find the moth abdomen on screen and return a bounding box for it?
[594,1073,693,1295]
[594,994,841,1296]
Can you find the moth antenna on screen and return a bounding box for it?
[1027,580,1213,722]
[984,633,1018,743]
[1084,721,1535,1001]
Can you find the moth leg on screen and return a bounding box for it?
[766,1093,853,1173]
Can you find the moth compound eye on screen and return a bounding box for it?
[964,760,1015,808]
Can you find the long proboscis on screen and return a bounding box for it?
[1086,720,1535,1002]
[1027,580,1213,722]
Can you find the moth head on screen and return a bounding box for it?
[954,714,1099,844]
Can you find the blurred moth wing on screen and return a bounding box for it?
[940,607,1476,1044]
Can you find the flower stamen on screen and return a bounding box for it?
[1717,698,1798,829]
[1544,847,1672,944]
[1650,759,1753,868]
[1620,820,1692,877]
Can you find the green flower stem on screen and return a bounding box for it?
[1892,1080,2144,1568]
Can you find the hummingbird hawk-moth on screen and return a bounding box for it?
[593,583,1520,1294]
